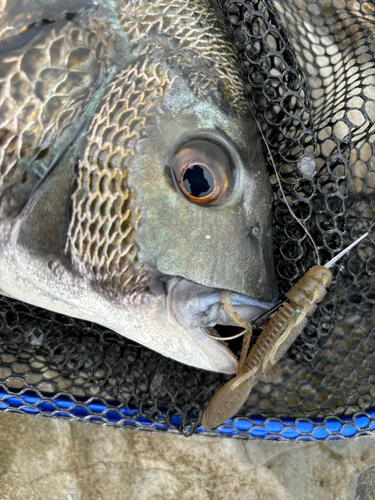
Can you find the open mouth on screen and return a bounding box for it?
[200,324,247,361]
[201,324,244,339]
[166,276,278,373]
[201,299,281,343]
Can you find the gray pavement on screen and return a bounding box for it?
[0,412,374,500]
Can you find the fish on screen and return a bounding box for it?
[0,0,278,374]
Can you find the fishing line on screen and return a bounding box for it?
[204,120,322,343]
[255,119,321,266]
[203,125,370,344]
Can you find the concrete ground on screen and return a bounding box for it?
[0,412,374,500]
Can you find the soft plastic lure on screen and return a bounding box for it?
[202,120,371,430]
[202,233,369,429]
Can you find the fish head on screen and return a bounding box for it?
[0,0,278,374]
[133,76,276,302]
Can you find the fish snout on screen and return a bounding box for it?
[167,277,278,373]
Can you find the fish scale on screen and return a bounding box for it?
[0,7,111,218]
[66,58,172,298]
[116,0,247,110]
[0,0,275,375]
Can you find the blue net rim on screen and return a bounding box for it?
[1,385,374,440]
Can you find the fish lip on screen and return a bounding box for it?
[166,276,277,328]
[165,276,277,373]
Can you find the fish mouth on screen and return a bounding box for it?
[165,276,278,374]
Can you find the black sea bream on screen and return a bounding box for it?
[0,0,278,373]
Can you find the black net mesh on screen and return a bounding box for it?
[222,0,374,364]
[0,0,374,439]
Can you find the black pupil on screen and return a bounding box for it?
[182,164,214,198]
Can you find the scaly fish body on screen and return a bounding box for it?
[0,0,278,373]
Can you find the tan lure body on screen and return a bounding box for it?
[202,265,333,429]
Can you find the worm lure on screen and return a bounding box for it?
[202,233,369,430]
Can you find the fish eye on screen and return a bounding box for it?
[172,139,234,206]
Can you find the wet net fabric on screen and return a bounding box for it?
[0,0,374,439]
